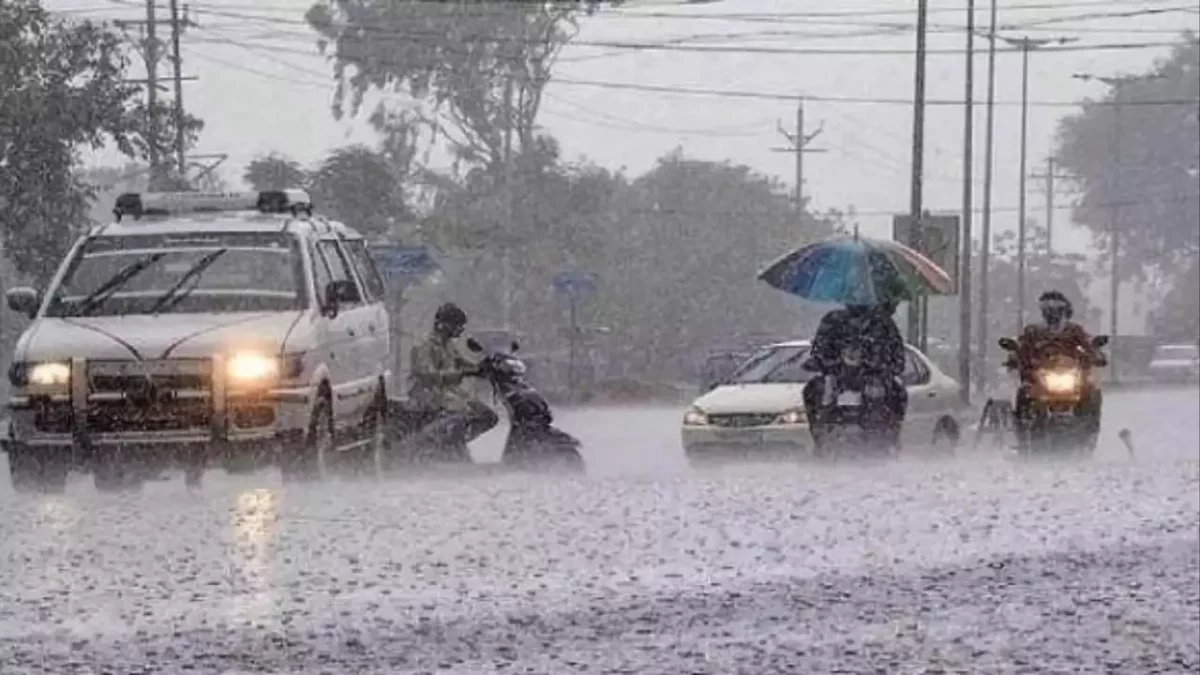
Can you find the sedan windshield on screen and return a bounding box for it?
[725,345,815,384]
[45,232,306,317]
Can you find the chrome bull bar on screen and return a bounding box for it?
[67,355,232,443]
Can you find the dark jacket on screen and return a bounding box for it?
[810,306,906,376]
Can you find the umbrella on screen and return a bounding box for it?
[758,234,955,305]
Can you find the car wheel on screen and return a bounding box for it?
[931,417,960,456]
[282,394,332,482]
[8,444,68,494]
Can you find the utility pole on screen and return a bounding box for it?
[1029,157,1070,253]
[995,34,1077,330]
[1072,71,1166,383]
[116,0,197,189]
[957,0,975,405]
[975,0,999,396]
[501,74,515,332]
[906,0,929,348]
[771,97,825,215]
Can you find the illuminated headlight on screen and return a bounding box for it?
[1041,369,1080,394]
[774,408,807,425]
[27,362,71,386]
[228,353,280,384]
[682,407,709,426]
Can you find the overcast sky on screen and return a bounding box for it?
[52,0,1195,263]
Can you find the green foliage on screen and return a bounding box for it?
[1149,260,1199,341]
[1054,34,1199,279]
[306,0,611,169]
[0,0,200,282]
[243,152,308,191]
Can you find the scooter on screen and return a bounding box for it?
[464,338,585,471]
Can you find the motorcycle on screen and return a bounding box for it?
[998,334,1108,457]
[464,338,585,471]
[802,344,901,458]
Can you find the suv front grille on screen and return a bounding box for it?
[85,359,213,433]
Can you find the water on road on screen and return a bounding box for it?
[1,389,1197,673]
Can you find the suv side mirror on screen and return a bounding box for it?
[322,279,359,317]
[6,287,40,318]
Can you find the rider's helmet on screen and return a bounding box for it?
[433,302,468,337]
[1038,290,1073,326]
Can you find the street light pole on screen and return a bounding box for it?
[995,34,1076,331]
[957,0,975,404]
[975,0,999,396]
[907,0,929,349]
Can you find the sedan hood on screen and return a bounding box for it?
[17,312,305,362]
[691,383,806,415]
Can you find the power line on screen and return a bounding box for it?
[176,4,1193,56]
[186,33,1200,110]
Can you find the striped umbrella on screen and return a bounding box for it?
[758,234,955,305]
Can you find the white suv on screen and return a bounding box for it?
[2,190,392,491]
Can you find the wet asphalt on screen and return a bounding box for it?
[0,388,1197,674]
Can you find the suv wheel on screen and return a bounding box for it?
[8,444,68,494]
[282,395,332,482]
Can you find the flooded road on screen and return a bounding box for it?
[1,389,1197,673]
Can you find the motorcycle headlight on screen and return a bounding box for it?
[25,361,71,387]
[774,408,807,425]
[1041,369,1080,393]
[683,407,709,426]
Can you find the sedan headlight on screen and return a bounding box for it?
[682,407,709,426]
[774,408,807,425]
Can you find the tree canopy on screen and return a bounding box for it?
[0,0,200,281]
[306,0,613,171]
[1054,34,1199,279]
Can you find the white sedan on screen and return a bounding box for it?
[681,339,969,459]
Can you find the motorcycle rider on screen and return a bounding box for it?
[408,302,498,459]
[1007,290,1105,441]
[802,289,908,449]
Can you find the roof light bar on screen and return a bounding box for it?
[112,189,313,220]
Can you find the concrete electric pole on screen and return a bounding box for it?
[771,97,825,215]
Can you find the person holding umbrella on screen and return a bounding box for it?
[757,232,955,455]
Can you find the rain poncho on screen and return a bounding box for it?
[408,333,477,411]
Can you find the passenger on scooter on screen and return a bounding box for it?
[408,303,498,456]
[1007,290,1105,438]
[802,292,908,446]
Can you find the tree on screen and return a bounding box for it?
[305,0,610,171]
[243,152,309,191]
[309,144,415,237]
[0,0,199,281]
[1054,34,1199,280]
[1149,259,1199,341]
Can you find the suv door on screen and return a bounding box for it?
[313,238,373,426]
[340,238,390,397]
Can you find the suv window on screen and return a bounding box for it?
[341,239,386,302]
[901,348,931,386]
[316,240,363,306]
[310,240,333,300]
[44,231,306,317]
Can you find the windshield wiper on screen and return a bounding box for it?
[71,252,168,317]
[147,248,228,315]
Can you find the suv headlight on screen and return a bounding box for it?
[774,408,806,425]
[682,407,709,426]
[9,361,71,387]
[228,353,280,383]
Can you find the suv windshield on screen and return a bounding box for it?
[725,344,815,384]
[45,232,306,317]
